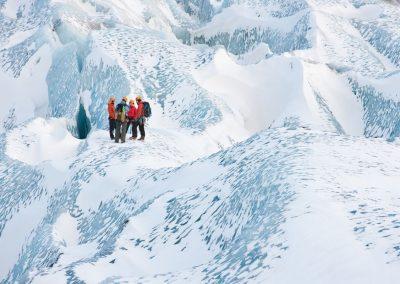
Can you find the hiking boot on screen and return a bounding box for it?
[138,137,145,141]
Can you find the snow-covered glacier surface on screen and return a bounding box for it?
[1,0,400,283]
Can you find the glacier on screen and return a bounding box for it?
[0,0,400,283]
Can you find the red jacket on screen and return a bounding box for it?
[108,101,116,119]
[135,101,144,119]
[128,104,137,119]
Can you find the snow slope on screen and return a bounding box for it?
[30,129,400,284]
[1,0,400,283]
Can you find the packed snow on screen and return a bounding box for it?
[0,0,400,283]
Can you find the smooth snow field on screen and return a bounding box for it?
[1,0,400,283]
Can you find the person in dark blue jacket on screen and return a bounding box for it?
[115,96,129,143]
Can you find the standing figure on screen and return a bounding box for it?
[115,96,129,143]
[107,97,116,140]
[133,96,146,141]
[127,99,137,140]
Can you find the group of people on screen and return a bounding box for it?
[108,95,147,143]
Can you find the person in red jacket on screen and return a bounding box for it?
[127,99,137,140]
[133,95,145,140]
[107,97,116,140]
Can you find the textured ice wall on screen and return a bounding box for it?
[0,27,52,77]
[349,75,400,140]
[0,0,50,44]
[193,12,311,55]
[353,20,400,68]
[221,0,308,17]
[191,0,311,55]
[46,41,131,129]
[176,0,215,22]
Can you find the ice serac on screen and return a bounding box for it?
[0,0,400,283]
[192,1,311,55]
[352,3,400,68]
[177,0,215,22]
[349,72,400,140]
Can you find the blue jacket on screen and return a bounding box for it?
[116,102,129,114]
[115,102,129,121]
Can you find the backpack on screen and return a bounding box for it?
[143,102,152,118]
[116,103,127,122]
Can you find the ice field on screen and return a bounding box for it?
[1,0,400,283]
